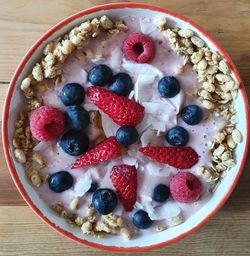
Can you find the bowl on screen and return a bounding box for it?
[2,2,250,252]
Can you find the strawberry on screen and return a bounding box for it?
[139,146,199,169]
[71,136,123,169]
[87,86,144,126]
[110,165,137,212]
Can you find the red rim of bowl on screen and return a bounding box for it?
[2,2,250,252]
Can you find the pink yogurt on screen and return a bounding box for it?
[36,15,225,235]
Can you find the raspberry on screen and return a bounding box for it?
[139,146,199,169]
[87,86,144,126]
[30,106,65,141]
[170,172,202,203]
[122,32,154,63]
[110,165,137,211]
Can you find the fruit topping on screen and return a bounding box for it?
[170,172,202,203]
[48,171,73,193]
[139,146,199,169]
[132,210,153,229]
[59,83,85,106]
[165,126,189,146]
[65,105,90,131]
[71,136,123,169]
[87,64,113,87]
[59,130,89,156]
[87,86,144,126]
[152,184,170,203]
[122,32,154,63]
[157,76,180,98]
[87,182,98,193]
[116,125,139,147]
[110,164,137,211]
[108,72,133,96]
[181,105,203,125]
[30,106,65,141]
[92,188,118,215]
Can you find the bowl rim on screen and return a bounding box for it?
[2,2,250,252]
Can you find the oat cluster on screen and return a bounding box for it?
[51,203,132,239]
[155,18,242,188]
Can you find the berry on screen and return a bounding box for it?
[48,171,73,193]
[65,105,90,131]
[152,184,170,203]
[71,136,123,169]
[139,146,199,169]
[122,32,154,63]
[181,105,203,125]
[30,106,65,141]
[110,165,137,211]
[116,125,139,147]
[158,76,180,98]
[87,182,98,193]
[87,86,144,126]
[92,188,118,215]
[165,126,189,146]
[108,72,133,96]
[170,172,202,203]
[59,130,89,156]
[87,64,113,87]
[132,210,153,229]
[59,83,85,106]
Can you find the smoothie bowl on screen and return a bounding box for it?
[2,3,249,252]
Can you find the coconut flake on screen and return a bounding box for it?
[122,59,163,77]
[74,174,92,197]
[140,17,157,35]
[109,47,123,71]
[140,129,163,147]
[134,74,155,103]
[161,89,185,114]
[142,102,169,115]
[145,161,171,176]
[33,141,51,151]
[148,201,182,220]
[122,155,138,167]
[83,103,99,111]
[136,114,155,134]
[128,90,135,99]
[80,68,87,83]
[101,113,119,137]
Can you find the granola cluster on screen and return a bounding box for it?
[51,203,132,239]
[155,18,242,187]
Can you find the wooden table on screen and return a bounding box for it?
[0,0,249,255]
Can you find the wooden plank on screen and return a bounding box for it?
[0,205,249,256]
[0,0,250,85]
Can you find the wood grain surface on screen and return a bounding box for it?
[0,0,249,255]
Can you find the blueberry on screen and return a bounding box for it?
[158,76,180,98]
[88,64,113,87]
[87,182,98,193]
[116,125,139,147]
[108,72,133,96]
[181,105,203,125]
[165,126,189,146]
[59,83,85,106]
[152,184,170,203]
[65,105,90,131]
[48,171,73,193]
[132,210,153,229]
[92,189,118,215]
[59,130,89,156]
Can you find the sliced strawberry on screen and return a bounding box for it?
[110,165,137,212]
[87,86,144,126]
[71,136,123,169]
[139,146,199,169]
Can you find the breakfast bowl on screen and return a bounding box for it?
[2,2,249,252]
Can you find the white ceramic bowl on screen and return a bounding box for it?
[2,3,249,252]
